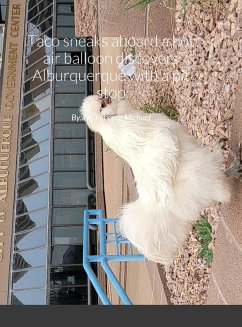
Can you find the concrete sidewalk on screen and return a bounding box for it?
[206,75,242,305]
[75,0,174,38]
[98,37,169,304]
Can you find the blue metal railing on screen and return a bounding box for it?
[83,209,145,305]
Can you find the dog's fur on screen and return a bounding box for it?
[81,95,231,264]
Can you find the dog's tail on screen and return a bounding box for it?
[119,199,192,265]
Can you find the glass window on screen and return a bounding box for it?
[55,52,86,65]
[23,83,51,107]
[25,46,52,70]
[28,6,53,32]
[54,139,86,154]
[56,39,86,52]
[50,266,87,288]
[50,286,88,305]
[52,208,85,225]
[57,4,74,14]
[25,59,51,81]
[16,191,49,215]
[22,95,51,119]
[26,28,52,56]
[53,190,92,206]
[28,0,46,20]
[53,172,86,189]
[18,173,49,198]
[28,0,44,11]
[55,108,82,123]
[15,208,48,233]
[55,80,85,93]
[21,125,50,151]
[51,245,83,266]
[57,14,74,26]
[24,73,47,93]
[13,248,47,270]
[11,289,46,305]
[55,65,85,76]
[54,155,86,171]
[28,1,52,23]
[52,226,83,245]
[54,124,86,138]
[14,228,47,251]
[21,110,50,136]
[56,27,75,38]
[12,267,47,290]
[19,156,49,181]
[28,17,53,41]
[55,94,85,107]
[20,139,50,166]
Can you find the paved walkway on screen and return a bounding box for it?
[206,74,242,305]
[75,0,174,38]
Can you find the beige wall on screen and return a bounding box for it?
[0,0,27,305]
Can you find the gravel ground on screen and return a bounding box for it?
[123,0,242,304]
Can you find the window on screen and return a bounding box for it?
[55,94,85,107]
[28,5,53,32]
[13,248,47,270]
[24,59,50,81]
[53,172,86,189]
[57,15,74,26]
[26,28,52,56]
[50,287,88,305]
[57,4,74,14]
[22,95,51,119]
[54,155,86,171]
[16,191,49,215]
[54,123,86,138]
[25,47,52,70]
[28,1,52,21]
[55,52,86,65]
[54,139,86,154]
[20,139,50,166]
[18,173,49,198]
[52,226,83,245]
[55,80,86,93]
[12,267,47,290]
[50,266,87,287]
[56,39,86,52]
[52,208,85,225]
[55,65,85,76]
[11,289,46,305]
[23,83,51,107]
[21,125,50,151]
[51,245,83,266]
[53,190,91,206]
[57,27,75,38]
[15,208,48,233]
[28,0,44,11]
[21,110,50,136]
[55,108,82,123]
[14,228,47,251]
[19,156,49,181]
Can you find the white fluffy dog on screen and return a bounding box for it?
[81,94,232,264]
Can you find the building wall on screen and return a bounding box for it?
[0,0,97,305]
[0,0,27,305]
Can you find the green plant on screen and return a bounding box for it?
[142,103,180,121]
[195,216,214,264]
[121,0,156,9]
[121,0,226,19]
[130,47,136,59]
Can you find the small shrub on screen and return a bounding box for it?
[195,216,214,264]
[143,103,180,121]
